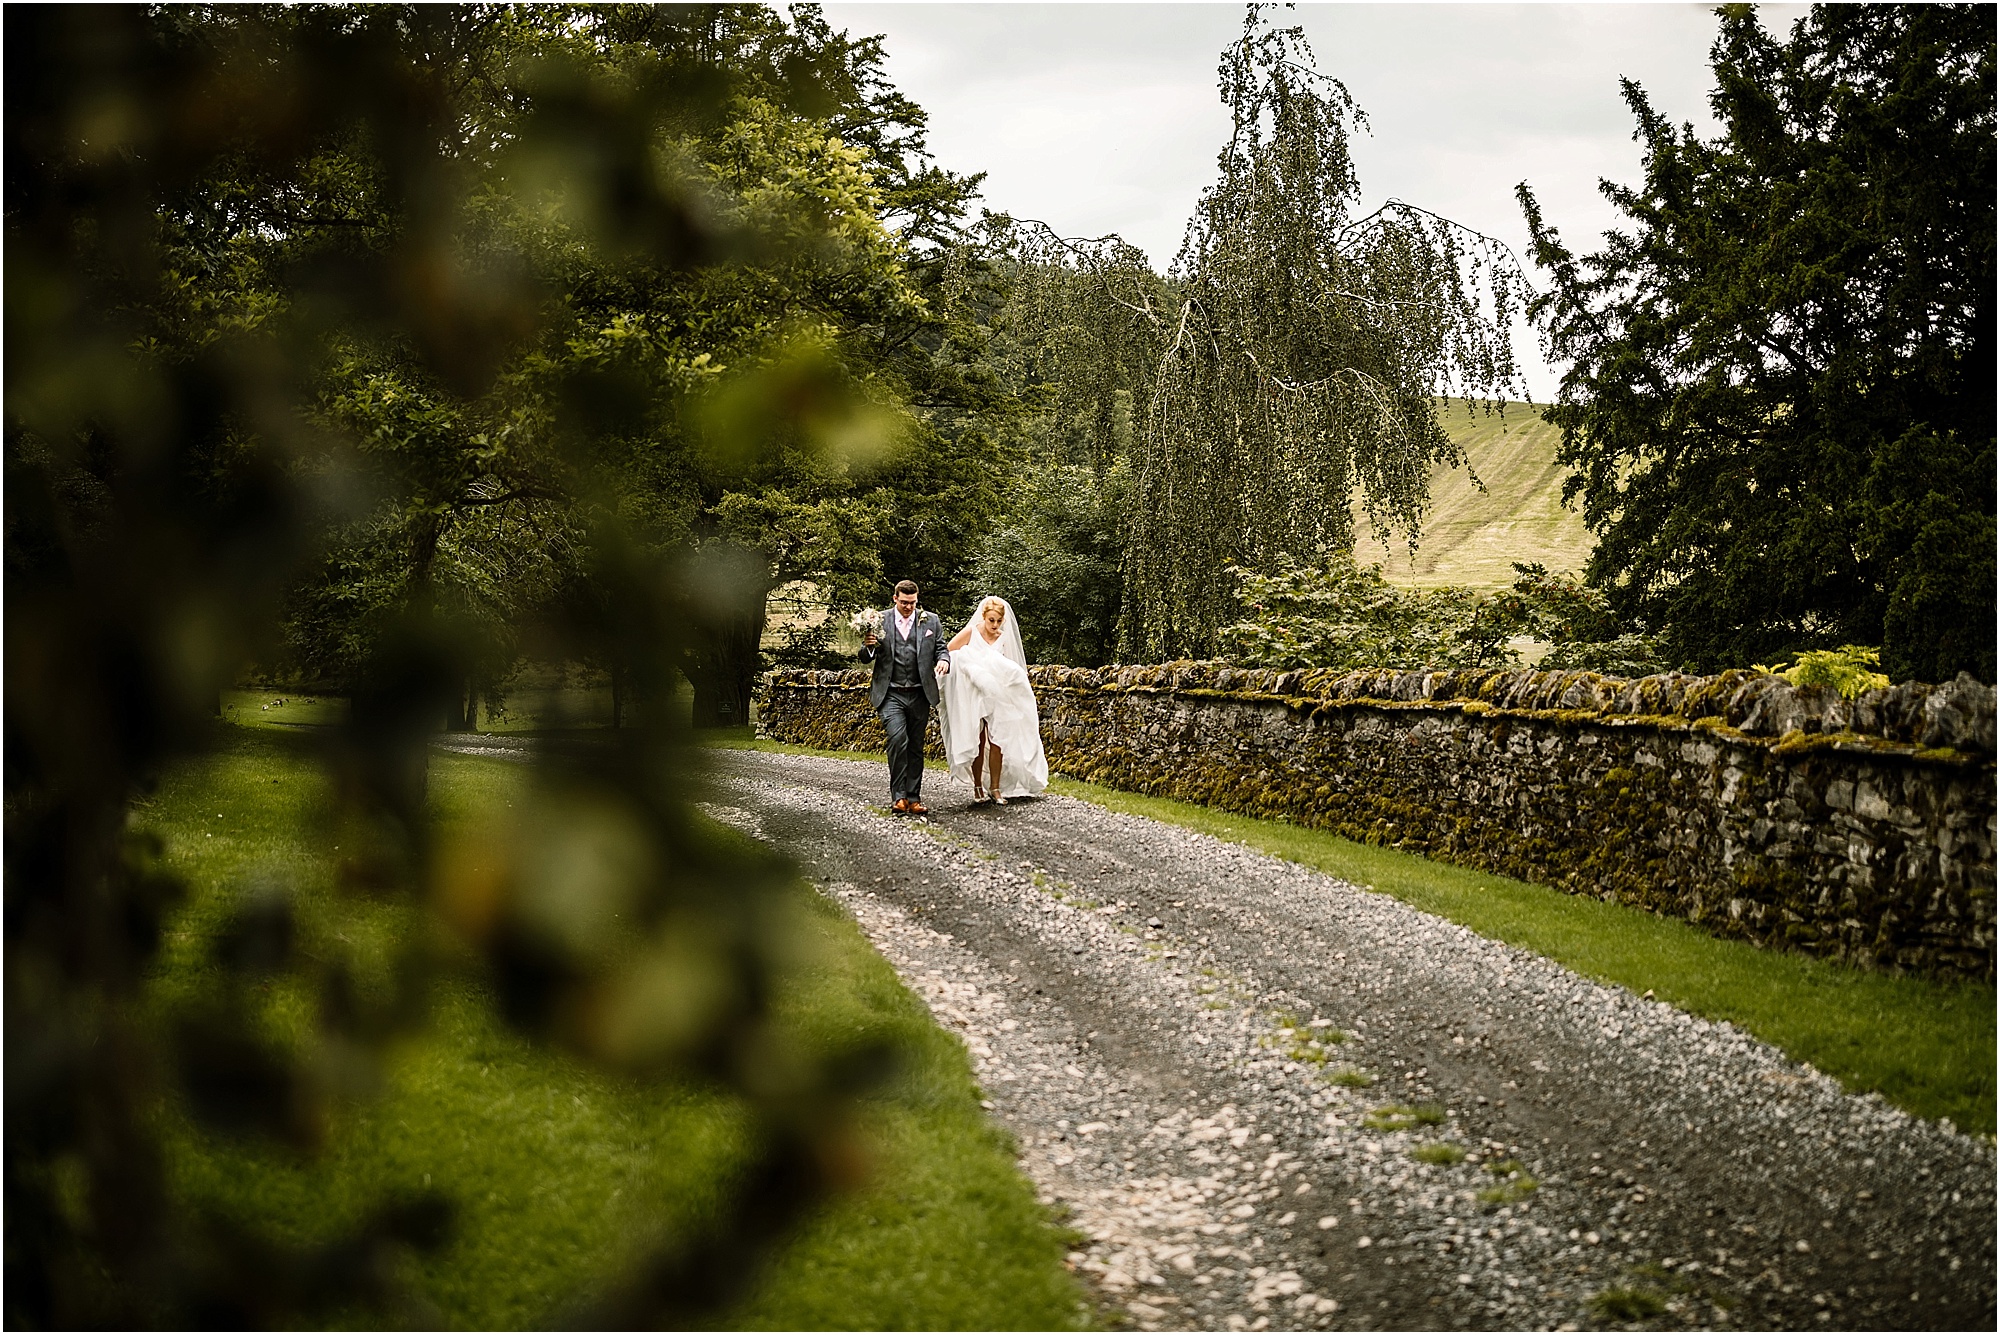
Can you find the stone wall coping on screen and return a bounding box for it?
[762,662,1997,763]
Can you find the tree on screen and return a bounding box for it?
[1518,3,1996,680]
[1008,10,1532,660]
[970,460,1130,666]
[642,19,1013,726]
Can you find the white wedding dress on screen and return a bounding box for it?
[939,598,1049,799]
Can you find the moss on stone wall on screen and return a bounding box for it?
[760,664,1996,979]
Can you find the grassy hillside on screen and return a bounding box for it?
[1364,400,1594,590]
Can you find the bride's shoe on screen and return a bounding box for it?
[993,792,1008,806]
[972,781,992,805]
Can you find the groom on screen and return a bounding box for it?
[859,579,950,815]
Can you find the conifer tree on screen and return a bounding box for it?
[1519,3,1995,679]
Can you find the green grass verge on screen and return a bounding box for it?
[138,728,1088,1329]
[700,734,1995,1136]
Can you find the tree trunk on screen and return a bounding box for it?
[686,582,767,731]
[444,678,471,732]
[382,510,445,800]
[610,661,625,730]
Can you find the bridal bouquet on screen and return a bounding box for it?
[849,607,884,637]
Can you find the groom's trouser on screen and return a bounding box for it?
[880,686,930,802]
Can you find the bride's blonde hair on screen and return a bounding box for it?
[978,596,1006,623]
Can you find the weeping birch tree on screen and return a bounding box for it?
[1010,10,1532,659]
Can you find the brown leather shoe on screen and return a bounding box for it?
[891,798,912,814]
[906,800,929,816]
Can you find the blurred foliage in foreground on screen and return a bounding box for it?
[139,732,1084,1329]
[4,3,976,1324]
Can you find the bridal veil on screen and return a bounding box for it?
[938,596,1049,798]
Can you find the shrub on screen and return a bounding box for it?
[1754,645,1892,699]
[1493,564,1670,675]
[1218,557,1669,675]
[1219,556,1512,670]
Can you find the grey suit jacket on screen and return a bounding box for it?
[859,607,949,708]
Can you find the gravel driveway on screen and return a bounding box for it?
[706,749,1993,1331]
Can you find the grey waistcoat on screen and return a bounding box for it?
[888,617,922,687]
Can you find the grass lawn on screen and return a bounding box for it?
[709,732,1997,1138]
[138,725,1088,1329]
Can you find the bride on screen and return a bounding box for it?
[939,596,1048,804]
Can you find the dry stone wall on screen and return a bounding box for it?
[758,663,1996,980]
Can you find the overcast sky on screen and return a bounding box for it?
[819,1,1809,399]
